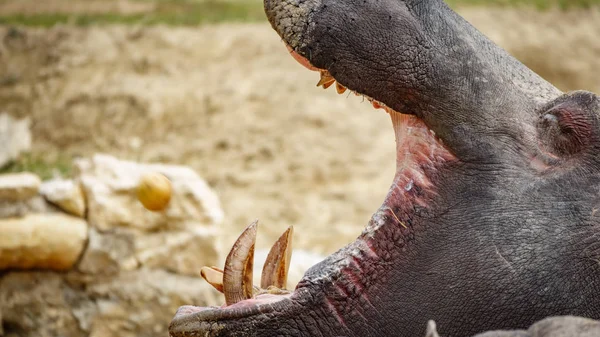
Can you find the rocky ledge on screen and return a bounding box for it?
[0,154,223,337]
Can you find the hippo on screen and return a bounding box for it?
[169,0,600,336]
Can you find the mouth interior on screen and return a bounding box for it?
[173,48,454,321]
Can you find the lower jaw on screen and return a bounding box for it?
[170,111,454,326]
[170,45,458,328]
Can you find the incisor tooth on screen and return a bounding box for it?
[200,266,224,293]
[336,82,347,94]
[317,70,335,88]
[223,221,257,305]
[260,226,294,289]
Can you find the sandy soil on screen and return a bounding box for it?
[0,0,155,16]
[1,7,599,258]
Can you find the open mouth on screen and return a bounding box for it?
[169,45,457,328]
[170,0,600,334]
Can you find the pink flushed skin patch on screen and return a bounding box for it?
[389,113,455,194]
[286,45,320,71]
[220,293,291,309]
[175,305,213,315]
[318,112,456,330]
[174,294,292,317]
[365,111,457,235]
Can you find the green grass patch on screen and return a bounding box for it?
[0,0,266,27]
[0,154,72,180]
[0,0,597,27]
[447,0,600,9]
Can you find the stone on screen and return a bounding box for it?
[0,272,83,337]
[75,154,223,232]
[135,227,219,276]
[77,228,137,275]
[0,172,41,201]
[0,269,219,337]
[84,269,221,337]
[473,316,600,337]
[0,155,225,336]
[40,178,86,217]
[74,154,223,275]
[0,213,88,270]
[0,195,48,218]
[0,113,31,168]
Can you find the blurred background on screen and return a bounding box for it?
[0,0,599,336]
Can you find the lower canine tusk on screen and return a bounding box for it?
[260,226,294,289]
[200,266,225,293]
[223,221,258,305]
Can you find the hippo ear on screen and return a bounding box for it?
[537,91,599,157]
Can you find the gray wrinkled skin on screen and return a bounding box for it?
[473,316,600,337]
[169,0,600,336]
[425,316,600,337]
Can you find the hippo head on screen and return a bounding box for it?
[169,0,600,336]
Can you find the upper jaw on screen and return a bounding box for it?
[263,0,319,51]
[265,0,563,162]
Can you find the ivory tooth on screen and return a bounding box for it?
[316,70,334,87]
[260,226,294,290]
[223,221,258,305]
[336,82,347,94]
[200,266,224,293]
[322,80,335,89]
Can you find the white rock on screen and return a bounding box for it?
[0,195,48,218]
[0,213,88,270]
[0,268,221,337]
[74,154,223,275]
[0,113,31,168]
[75,154,223,231]
[40,179,86,217]
[0,172,41,201]
[135,227,219,276]
[85,269,222,337]
[77,228,137,275]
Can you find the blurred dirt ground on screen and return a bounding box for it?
[0,0,155,16]
[1,6,599,257]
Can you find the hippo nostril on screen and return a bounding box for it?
[264,0,321,50]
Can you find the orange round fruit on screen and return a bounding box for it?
[137,172,172,211]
